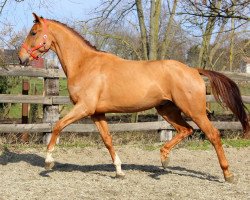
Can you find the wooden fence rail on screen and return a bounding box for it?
[0,65,249,138]
[0,94,250,105]
[0,122,243,133]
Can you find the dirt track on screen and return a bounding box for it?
[0,145,249,200]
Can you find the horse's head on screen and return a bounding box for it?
[19,13,52,65]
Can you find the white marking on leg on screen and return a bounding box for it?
[45,147,54,163]
[114,153,125,176]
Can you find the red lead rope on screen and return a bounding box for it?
[22,18,49,60]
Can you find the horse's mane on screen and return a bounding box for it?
[49,19,100,52]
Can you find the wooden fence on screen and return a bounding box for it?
[0,65,250,136]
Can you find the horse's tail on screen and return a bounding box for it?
[197,68,250,139]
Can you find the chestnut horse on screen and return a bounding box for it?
[19,13,249,182]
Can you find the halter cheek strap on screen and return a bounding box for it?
[22,19,49,60]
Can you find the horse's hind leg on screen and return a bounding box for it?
[192,115,234,182]
[91,113,125,178]
[175,91,233,182]
[156,101,193,168]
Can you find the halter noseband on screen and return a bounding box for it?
[22,18,49,60]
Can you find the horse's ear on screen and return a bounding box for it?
[32,13,41,23]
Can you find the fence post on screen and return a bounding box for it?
[43,64,60,144]
[158,115,172,142]
[21,79,30,142]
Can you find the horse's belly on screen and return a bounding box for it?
[96,88,168,113]
[96,101,158,113]
[96,103,154,113]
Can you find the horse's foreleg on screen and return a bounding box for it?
[91,113,125,178]
[45,103,90,170]
[156,102,193,168]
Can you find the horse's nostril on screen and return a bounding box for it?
[19,57,29,66]
[24,59,29,66]
[19,57,23,65]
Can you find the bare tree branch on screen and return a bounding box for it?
[0,0,8,14]
[177,11,249,21]
[180,0,250,21]
[83,28,142,60]
[160,0,178,59]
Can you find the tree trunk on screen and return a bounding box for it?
[209,19,228,68]
[160,0,178,59]
[135,0,149,60]
[149,0,161,60]
[198,0,222,68]
[229,0,236,71]
[198,17,216,68]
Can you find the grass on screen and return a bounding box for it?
[140,139,250,152]
[2,77,69,119]
[140,143,162,151]
[181,138,250,151]
[184,140,212,150]
[140,135,250,151]
[1,130,249,152]
[1,138,249,153]
[222,139,250,148]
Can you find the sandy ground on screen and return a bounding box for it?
[0,145,249,200]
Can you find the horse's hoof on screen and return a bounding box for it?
[161,157,170,169]
[45,162,55,170]
[115,172,125,179]
[225,174,236,183]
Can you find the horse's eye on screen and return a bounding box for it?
[30,31,36,36]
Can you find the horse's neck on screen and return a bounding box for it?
[49,21,95,77]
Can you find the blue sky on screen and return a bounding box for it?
[0,0,101,31]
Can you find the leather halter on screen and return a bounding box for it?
[22,19,49,60]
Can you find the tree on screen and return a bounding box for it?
[180,0,250,69]
[187,45,200,66]
[0,22,24,118]
[181,0,250,21]
[160,0,178,59]
[86,0,180,61]
[229,0,236,71]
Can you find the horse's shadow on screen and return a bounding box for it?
[0,147,221,182]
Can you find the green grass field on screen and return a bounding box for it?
[3,77,70,119]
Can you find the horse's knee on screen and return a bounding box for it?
[176,127,193,140]
[183,127,193,136]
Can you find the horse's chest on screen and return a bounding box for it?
[67,78,101,104]
[68,85,83,103]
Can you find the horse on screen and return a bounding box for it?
[18,13,250,182]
